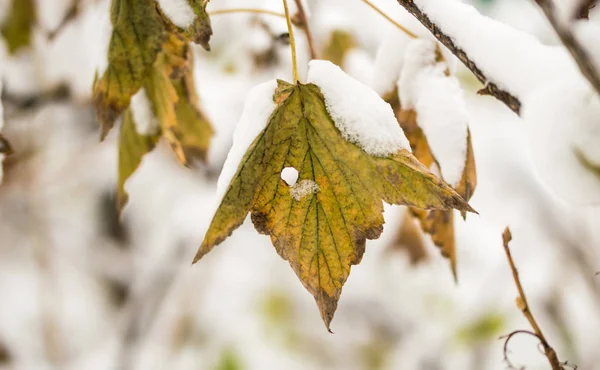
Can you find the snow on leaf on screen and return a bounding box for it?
[179,0,212,50]
[385,84,476,280]
[130,88,160,136]
[157,0,212,50]
[194,72,474,330]
[0,0,36,53]
[117,109,160,212]
[307,60,410,157]
[290,180,320,201]
[93,0,167,138]
[399,39,468,187]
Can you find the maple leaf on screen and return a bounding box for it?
[1,0,36,53]
[194,64,473,330]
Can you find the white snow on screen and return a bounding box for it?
[306,60,410,157]
[216,79,278,202]
[281,167,298,186]
[398,39,468,186]
[523,79,600,205]
[372,29,413,96]
[130,88,160,136]
[290,180,319,201]
[573,21,600,79]
[155,0,196,29]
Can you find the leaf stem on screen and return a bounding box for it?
[208,8,286,19]
[282,0,300,82]
[360,0,417,39]
[293,0,317,59]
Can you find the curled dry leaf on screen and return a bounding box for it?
[195,78,473,330]
[385,88,476,281]
[93,0,213,138]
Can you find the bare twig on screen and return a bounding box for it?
[535,0,600,96]
[394,0,521,114]
[500,329,541,369]
[361,0,417,39]
[501,227,566,370]
[292,0,317,59]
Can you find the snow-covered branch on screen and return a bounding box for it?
[394,0,522,114]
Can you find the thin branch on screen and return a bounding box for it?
[361,0,417,39]
[282,0,300,82]
[501,227,566,370]
[535,0,600,97]
[292,0,317,59]
[208,8,286,19]
[394,0,521,114]
[500,329,542,370]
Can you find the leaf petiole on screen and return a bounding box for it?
[282,0,300,83]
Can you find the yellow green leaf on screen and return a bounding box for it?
[173,74,214,161]
[93,0,167,138]
[195,80,473,330]
[1,0,36,53]
[117,109,160,212]
[181,0,212,50]
[145,55,187,164]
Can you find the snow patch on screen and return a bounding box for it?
[216,80,278,202]
[398,39,468,186]
[307,60,410,157]
[155,0,196,29]
[372,30,412,96]
[130,88,160,136]
[290,180,319,201]
[523,79,600,205]
[281,167,299,186]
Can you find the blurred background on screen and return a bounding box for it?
[0,0,599,369]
